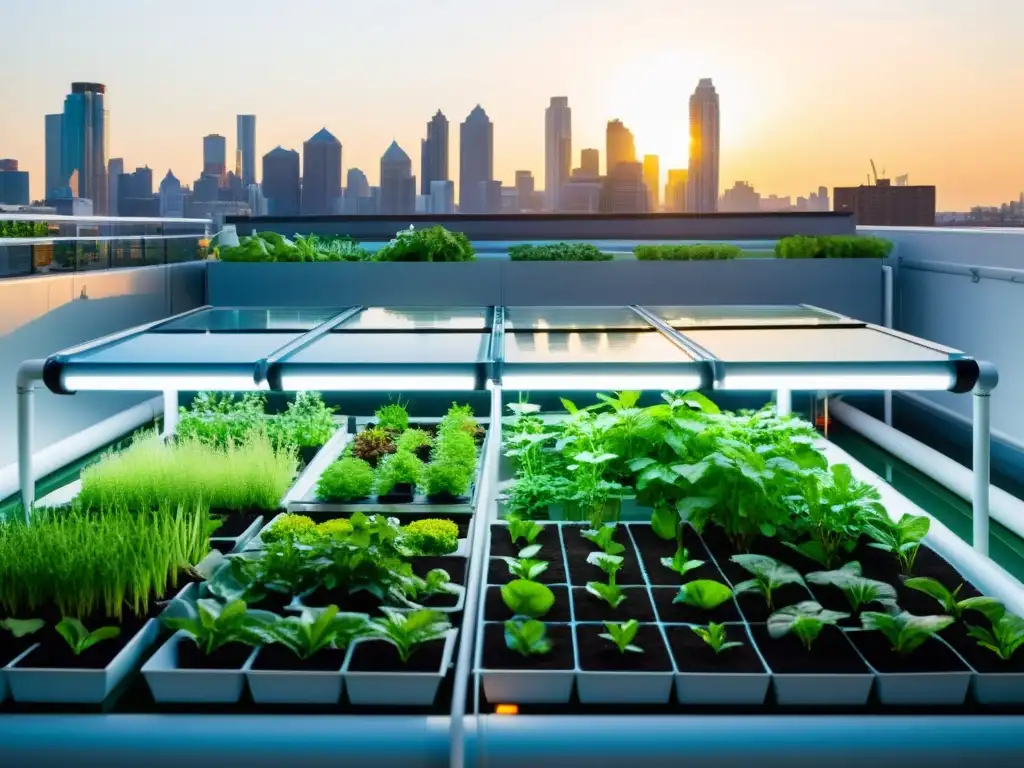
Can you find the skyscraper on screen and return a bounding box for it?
[459,105,494,213]
[515,171,535,213]
[664,169,688,212]
[107,158,124,216]
[45,114,63,197]
[302,127,343,215]
[605,120,636,175]
[380,141,415,215]
[430,180,455,214]
[159,170,185,218]
[61,82,108,212]
[686,78,720,213]
[117,166,157,217]
[602,161,647,213]
[545,96,571,212]
[203,134,227,184]
[579,148,600,178]
[261,146,301,216]
[420,110,449,196]
[344,168,370,214]
[237,115,256,187]
[0,160,30,205]
[643,154,660,212]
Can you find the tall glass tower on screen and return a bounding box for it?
[237,115,256,187]
[61,82,108,213]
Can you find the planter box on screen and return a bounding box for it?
[7,619,160,704]
[478,622,576,705]
[345,629,457,706]
[666,624,771,706]
[574,623,674,705]
[0,646,38,703]
[848,631,971,706]
[210,513,264,555]
[245,646,348,705]
[972,673,1024,705]
[142,631,256,704]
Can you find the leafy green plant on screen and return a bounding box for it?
[375,402,410,433]
[500,544,549,581]
[501,579,555,618]
[904,577,1005,623]
[661,546,705,577]
[317,457,374,502]
[731,555,806,610]
[582,524,625,556]
[350,427,397,467]
[508,243,613,261]
[806,562,897,613]
[860,610,954,654]
[363,607,452,663]
[416,568,459,599]
[507,518,544,547]
[374,450,425,496]
[432,427,479,472]
[374,225,476,262]
[262,606,368,659]
[0,618,44,638]
[673,580,734,610]
[600,619,643,653]
[504,619,553,656]
[401,518,459,556]
[424,459,474,498]
[397,428,433,456]
[693,623,744,654]
[966,612,1024,661]
[0,220,49,238]
[504,473,570,519]
[586,552,625,608]
[775,235,892,260]
[177,392,268,446]
[634,244,742,261]
[216,231,371,262]
[767,601,849,650]
[55,618,120,656]
[261,513,318,544]
[162,598,277,655]
[275,391,337,447]
[865,513,930,574]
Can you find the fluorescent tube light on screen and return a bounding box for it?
[501,373,704,391]
[61,374,267,391]
[721,372,954,391]
[276,373,477,392]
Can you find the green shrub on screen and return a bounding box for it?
[374,450,425,495]
[216,232,370,262]
[274,392,336,447]
[439,402,483,442]
[79,431,296,512]
[508,243,614,261]
[317,457,375,502]
[774,235,892,259]
[425,459,474,498]
[0,221,49,238]
[374,225,476,262]
[433,429,478,472]
[375,402,410,433]
[178,392,267,446]
[401,519,460,555]
[261,513,318,543]
[350,426,397,466]
[397,428,432,453]
[634,244,742,261]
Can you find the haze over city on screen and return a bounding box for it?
[1,0,1022,209]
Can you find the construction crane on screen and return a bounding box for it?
[870,160,879,185]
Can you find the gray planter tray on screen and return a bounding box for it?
[345,628,457,706]
[245,645,349,705]
[142,631,257,704]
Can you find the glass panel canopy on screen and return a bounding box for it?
[504,331,693,364]
[505,306,650,331]
[651,305,850,328]
[154,308,344,332]
[338,307,489,331]
[685,327,950,363]
[286,332,490,364]
[68,333,299,364]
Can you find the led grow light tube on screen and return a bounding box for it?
[500,372,704,391]
[61,373,268,392]
[720,371,955,391]
[276,373,478,392]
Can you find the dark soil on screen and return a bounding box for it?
[942,622,1024,674]
[561,525,644,586]
[425,491,472,506]
[14,634,125,670]
[749,624,871,675]
[412,556,468,585]
[414,590,462,610]
[804,583,864,628]
[489,524,561,559]
[481,623,575,670]
[488,556,567,586]
[297,445,322,467]
[210,539,236,554]
[248,590,295,614]
[746,535,825,574]
[666,625,766,674]
[176,641,253,670]
[0,628,39,666]
[212,510,263,538]
[571,586,655,622]
[851,542,904,583]
[484,585,571,622]
[849,631,970,674]
[378,484,415,504]
[736,583,813,624]
[250,644,346,672]
[413,445,432,464]
[575,623,672,672]
[301,587,382,615]
[631,525,721,586]
[650,586,742,624]
[347,637,446,673]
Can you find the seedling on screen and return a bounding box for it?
[581,524,625,556]
[767,601,849,651]
[500,544,550,581]
[162,598,277,655]
[673,580,733,610]
[420,568,459,597]
[263,606,369,659]
[731,554,806,610]
[586,552,625,609]
[504,619,553,657]
[806,562,897,613]
[865,513,929,574]
[507,518,544,548]
[364,607,450,664]
[55,618,121,657]
[860,610,954,655]
[0,618,44,638]
[661,546,705,577]
[501,579,555,618]
[966,612,1024,661]
[600,619,643,654]
[904,577,1005,622]
[692,623,744,654]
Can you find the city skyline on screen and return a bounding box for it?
[1,0,1022,209]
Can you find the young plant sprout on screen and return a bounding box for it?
[507,518,544,548]
[504,619,553,657]
[586,552,625,609]
[500,544,549,581]
[501,579,555,619]
[966,612,1024,661]
[600,619,643,654]
[363,608,451,664]
[904,577,1005,622]
[673,580,734,610]
[692,623,744,654]
[661,546,705,577]
[767,601,849,651]
[864,513,930,574]
[860,610,954,655]
[805,562,897,613]
[581,524,625,556]
[55,618,121,656]
[262,606,368,659]
[731,554,806,611]
[162,598,278,655]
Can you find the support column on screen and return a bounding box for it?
[883,264,894,426]
[163,390,179,436]
[973,390,991,556]
[17,386,34,522]
[776,389,792,417]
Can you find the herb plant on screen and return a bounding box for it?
[508,242,613,261]
[177,391,268,446]
[673,580,734,610]
[865,513,930,574]
[507,518,544,547]
[860,611,954,654]
[262,606,368,659]
[317,457,374,502]
[693,623,744,654]
[350,427,397,467]
[501,579,555,618]
[586,552,625,609]
[363,608,452,663]
[55,618,121,656]
[261,513,318,544]
[401,518,459,556]
[162,598,277,655]
[767,601,849,650]
[904,577,1005,622]
[600,620,643,654]
[661,546,705,577]
[374,225,476,262]
[274,391,337,448]
[500,544,549,581]
[424,459,474,498]
[504,473,570,519]
[375,402,410,433]
[582,524,625,556]
[966,612,1024,661]
[374,450,425,496]
[397,428,433,456]
[805,562,897,613]
[504,619,553,656]
[731,555,806,610]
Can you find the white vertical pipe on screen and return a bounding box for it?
[882,264,894,426]
[973,391,991,556]
[163,390,179,436]
[776,389,792,417]
[17,387,34,521]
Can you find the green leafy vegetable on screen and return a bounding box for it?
[401,518,459,556]
[507,518,544,547]
[673,579,734,610]
[767,601,849,650]
[500,544,549,581]
[54,618,121,656]
[661,546,705,577]
[504,619,553,656]
[0,618,44,638]
[162,598,277,655]
[966,612,1024,661]
[317,457,374,502]
[582,524,626,556]
[600,620,643,654]
[860,610,954,654]
[731,554,806,610]
[692,623,744,654]
[903,577,1005,622]
[375,402,410,433]
[586,552,625,608]
[805,562,897,613]
[865,513,930,574]
[262,606,368,659]
[363,607,451,663]
[501,579,555,618]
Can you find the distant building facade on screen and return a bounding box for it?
[62,82,108,213]
[605,120,636,175]
[159,170,185,218]
[261,146,301,216]
[107,158,124,216]
[45,114,63,197]
[421,110,449,196]
[302,127,343,215]
[545,96,572,212]
[720,181,761,212]
[429,179,455,214]
[237,115,257,187]
[834,180,936,226]
[602,161,647,213]
[643,154,660,212]
[0,160,30,206]
[459,105,494,213]
[515,171,535,213]
[580,148,600,178]
[203,134,227,185]
[380,141,416,215]
[344,168,370,214]
[686,78,720,213]
[664,169,687,212]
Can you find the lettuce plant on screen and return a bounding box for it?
[904,577,1005,622]
[661,546,705,577]
[350,427,396,467]
[502,579,555,618]
[501,544,549,581]
[586,552,625,609]
[504,619,552,656]
[731,554,806,610]
[317,457,374,502]
[55,618,120,656]
[162,598,277,655]
[806,562,897,613]
[507,518,544,547]
[582,524,625,556]
[600,619,642,654]
[864,513,930,574]
[401,518,459,556]
[967,612,1024,661]
[397,428,432,455]
[673,580,733,610]
[364,608,451,663]
[767,601,849,650]
[263,606,368,659]
[693,623,744,654]
[860,610,954,655]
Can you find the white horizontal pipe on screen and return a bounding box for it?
[0,395,162,502]
[828,398,1024,541]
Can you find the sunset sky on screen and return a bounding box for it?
[1,0,1022,209]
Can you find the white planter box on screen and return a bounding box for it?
[345,629,457,706]
[872,669,971,706]
[7,619,160,704]
[0,646,37,703]
[972,673,1024,705]
[771,672,874,707]
[576,669,674,705]
[676,669,770,706]
[210,514,264,554]
[245,646,348,705]
[142,631,257,704]
[480,668,575,705]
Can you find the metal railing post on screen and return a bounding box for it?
[972,362,999,556]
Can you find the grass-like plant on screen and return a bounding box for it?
[375,402,410,433]
[634,244,742,261]
[317,457,374,502]
[79,431,296,512]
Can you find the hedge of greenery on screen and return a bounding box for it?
[216,226,475,263]
[634,244,742,261]
[774,235,892,259]
[508,243,614,261]
[0,221,49,238]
